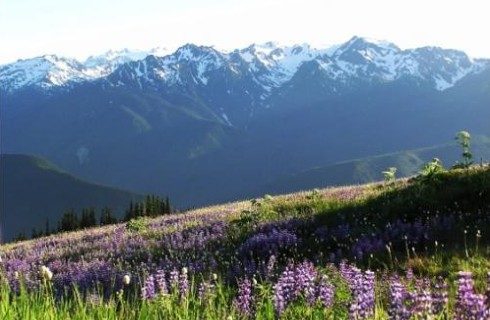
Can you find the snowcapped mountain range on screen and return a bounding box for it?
[1,36,488,94]
[3,36,490,209]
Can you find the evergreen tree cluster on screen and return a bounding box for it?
[18,195,173,242]
[124,195,172,221]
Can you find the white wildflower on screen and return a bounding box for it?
[39,266,53,280]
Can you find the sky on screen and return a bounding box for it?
[1,0,489,64]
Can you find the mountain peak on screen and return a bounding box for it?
[0,54,89,91]
[175,44,220,60]
[84,49,149,68]
[241,42,284,58]
[148,47,171,57]
[335,36,400,56]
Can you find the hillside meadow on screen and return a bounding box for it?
[1,165,489,319]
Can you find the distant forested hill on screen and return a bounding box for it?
[0,154,141,241]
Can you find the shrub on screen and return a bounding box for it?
[453,130,473,169]
[419,158,445,180]
[382,167,397,183]
[126,217,148,233]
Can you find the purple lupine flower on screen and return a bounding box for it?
[339,261,357,288]
[411,280,433,317]
[455,271,488,320]
[179,267,189,298]
[406,268,414,282]
[294,261,318,305]
[388,277,411,320]
[233,278,253,317]
[460,294,487,320]
[169,269,179,293]
[362,270,376,318]
[238,228,298,259]
[141,275,156,300]
[265,254,276,280]
[198,281,213,301]
[273,262,330,315]
[486,272,490,308]
[273,279,287,316]
[273,263,297,315]
[348,268,364,319]
[198,282,206,300]
[348,269,375,319]
[317,275,334,308]
[432,276,448,315]
[155,269,167,295]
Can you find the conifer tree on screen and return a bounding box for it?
[88,207,96,227]
[124,200,135,221]
[80,208,89,228]
[79,207,97,228]
[59,209,79,232]
[165,196,171,214]
[45,218,50,236]
[100,207,118,225]
[14,233,27,242]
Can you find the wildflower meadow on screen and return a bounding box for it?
[1,166,489,319]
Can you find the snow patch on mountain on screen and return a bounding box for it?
[238,42,338,86]
[432,60,484,90]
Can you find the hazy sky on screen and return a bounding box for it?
[1,0,489,63]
